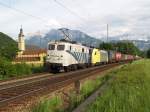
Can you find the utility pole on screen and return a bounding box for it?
[40,37,41,48]
[37,30,41,48]
[107,24,109,43]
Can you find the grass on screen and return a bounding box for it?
[30,77,105,112]
[66,77,104,111]
[87,59,150,112]
[30,96,63,112]
[30,66,116,112]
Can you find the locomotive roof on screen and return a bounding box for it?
[48,40,97,49]
[48,40,87,46]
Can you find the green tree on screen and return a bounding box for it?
[115,42,141,55]
[99,42,114,50]
[147,49,150,58]
[99,41,141,56]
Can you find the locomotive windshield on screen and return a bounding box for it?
[49,44,55,50]
[57,45,65,50]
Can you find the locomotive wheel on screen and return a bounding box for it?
[64,66,70,72]
[44,63,51,72]
[73,65,78,71]
[52,68,60,73]
[82,64,86,69]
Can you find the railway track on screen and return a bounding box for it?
[0,62,127,111]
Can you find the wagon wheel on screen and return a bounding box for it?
[64,66,70,72]
[73,65,78,71]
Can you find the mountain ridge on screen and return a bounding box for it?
[26,28,102,48]
[25,28,150,50]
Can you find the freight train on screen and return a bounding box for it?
[45,40,138,72]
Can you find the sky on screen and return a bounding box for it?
[0,0,150,40]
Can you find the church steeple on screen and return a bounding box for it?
[18,25,24,37]
[18,26,25,54]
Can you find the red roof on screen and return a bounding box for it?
[23,49,46,55]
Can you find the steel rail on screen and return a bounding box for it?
[0,62,126,109]
[0,65,110,91]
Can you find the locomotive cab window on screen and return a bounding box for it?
[57,45,65,50]
[49,44,55,50]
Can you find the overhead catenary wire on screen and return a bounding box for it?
[53,0,88,22]
[54,0,108,28]
[0,1,60,27]
[0,1,106,29]
[0,1,124,40]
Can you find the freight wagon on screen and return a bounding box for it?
[115,52,122,62]
[108,51,116,63]
[100,50,108,64]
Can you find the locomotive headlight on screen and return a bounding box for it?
[58,57,62,60]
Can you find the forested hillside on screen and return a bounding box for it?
[0,32,45,80]
[0,32,18,60]
[99,41,142,56]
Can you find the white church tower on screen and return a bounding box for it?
[18,27,25,54]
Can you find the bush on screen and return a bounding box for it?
[0,57,12,78]
[0,57,32,79]
[31,65,45,73]
[14,63,32,76]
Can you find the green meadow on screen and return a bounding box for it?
[87,59,150,112]
[30,60,150,112]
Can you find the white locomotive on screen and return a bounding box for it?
[46,40,90,72]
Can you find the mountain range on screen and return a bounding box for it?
[26,29,102,48]
[25,28,150,51]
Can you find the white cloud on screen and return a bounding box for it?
[46,19,62,28]
[0,0,150,40]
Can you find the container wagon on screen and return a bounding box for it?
[100,50,108,64]
[115,52,122,62]
[108,51,116,63]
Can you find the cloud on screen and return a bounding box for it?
[46,19,62,28]
[0,0,150,40]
